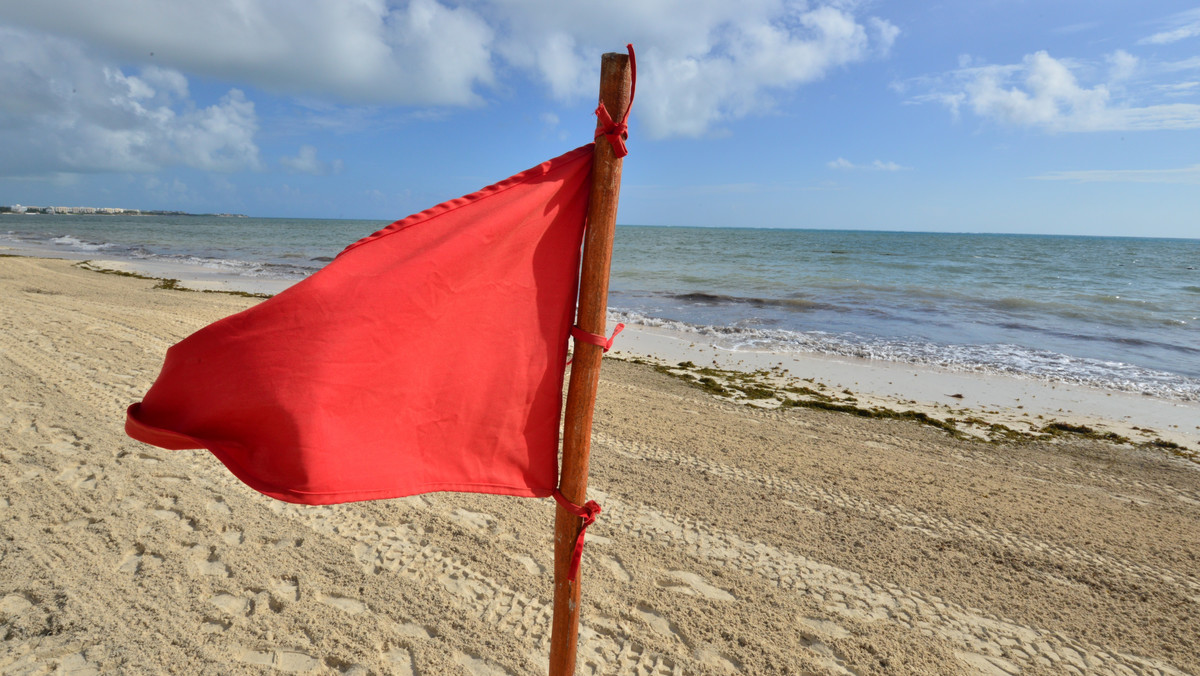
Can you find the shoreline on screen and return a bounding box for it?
[609,323,1200,458]
[14,246,1195,455]
[3,254,1198,674]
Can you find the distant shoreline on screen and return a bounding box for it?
[1,207,246,218]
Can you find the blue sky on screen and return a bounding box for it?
[1,1,1198,237]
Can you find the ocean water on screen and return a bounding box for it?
[5,215,1199,401]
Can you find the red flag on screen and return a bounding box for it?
[126,144,595,505]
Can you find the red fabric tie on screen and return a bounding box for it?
[571,323,624,353]
[552,489,601,582]
[566,323,624,365]
[595,44,637,158]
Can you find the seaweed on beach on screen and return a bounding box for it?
[779,398,966,438]
[1040,422,1131,444]
[1141,438,1198,463]
[615,353,1200,459]
[76,261,272,299]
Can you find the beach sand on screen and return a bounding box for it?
[2,256,1198,675]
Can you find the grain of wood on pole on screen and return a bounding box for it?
[547,50,632,676]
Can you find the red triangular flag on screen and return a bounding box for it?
[126,144,595,505]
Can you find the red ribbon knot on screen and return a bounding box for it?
[594,44,637,158]
[571,323,624,353]
[552,489,602,582]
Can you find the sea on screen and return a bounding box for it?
[5,214,1199,402]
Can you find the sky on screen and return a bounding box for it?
[1,1,1198,238]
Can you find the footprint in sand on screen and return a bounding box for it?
[505,552,546,576]
[0,592,35,615]
[56,516,98,530]
[222,527,244,546]
[209,593,251,617]
[55,461,100,490]
[206,497,232,517]
[695,647,742,673]
[395,622,435,640]
[44,425,85,454]
[116,543,163,575]
[189,545,231,577]
[634,603,687,644]
[69,651,104,675]
[272,577,300,602]
[796,616,862,676]
[237,646,319,673]
[656,571,735,601]
[317,593,366,615]
[384,646,417,676]
[152,507,196,532]
[955,651,1021,676]
[450,508,498,531]
[453,651,514,676]
[596,553,632,583]
[200,617,232,634]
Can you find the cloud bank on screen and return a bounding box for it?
[1138,8,1200,46]
[0,0,897,144]
[828,158,909,171]
[914,50,1200,132]
[1032,165,1200,185]
[0,27,261,176]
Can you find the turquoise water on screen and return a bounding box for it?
[5,215,1198,400]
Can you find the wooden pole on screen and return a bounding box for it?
[548,50,632,676]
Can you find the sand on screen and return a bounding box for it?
[2,256,1198,675]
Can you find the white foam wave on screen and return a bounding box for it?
[611,309,1200,402]
[130,252,312,279]
[50,235,113,252]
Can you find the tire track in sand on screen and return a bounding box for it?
[594,489,1188,676]
[265,500,691,676]
[596,432,1200,601]
[606,377,1200,505]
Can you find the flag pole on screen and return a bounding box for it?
[548,49,632,676]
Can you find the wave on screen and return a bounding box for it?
[50,235,113,252]
[610,309,1200,402]
[670,292,835,311]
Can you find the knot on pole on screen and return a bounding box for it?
[594,44,637,158]
[566,323,625,365]
[552,489,602,582]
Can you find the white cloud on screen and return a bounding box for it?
[1052,21,1100,35]
[0,0,898,146]
[1032,165,1200,184]
[503,1,900,138]
[1156,81,1200,96]
[917,50,1200,132]
[1139,9,1200,45]
[0,0,495,106]
[280,145,343,175]
[828,157,909,171]
[1107,50,1138,82]
[0,26,261,176]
